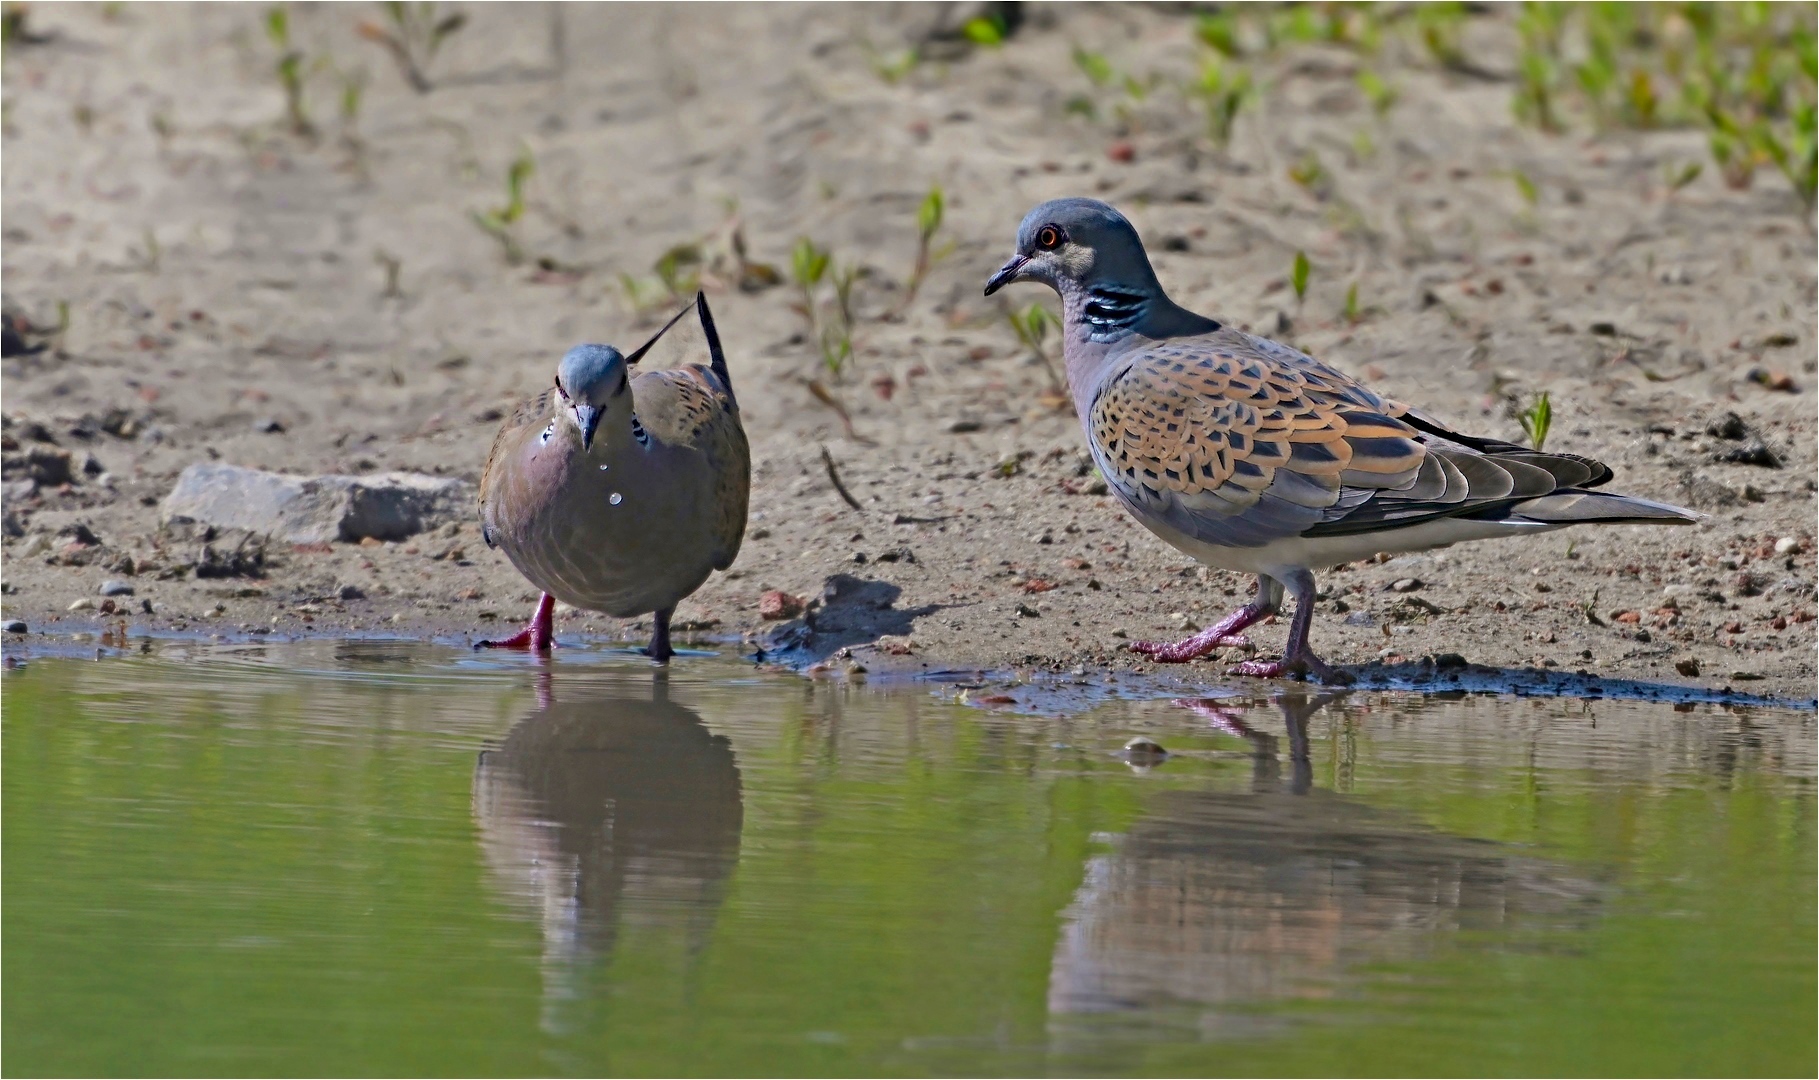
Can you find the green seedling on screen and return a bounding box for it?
[1194,59,1251,148]
[1343,281,1360,325]
[1007,302,1065,396]
[962,13,1006,47]
[1665,160,1703,191]
[1510,169,1539,206]
[1519,391,1552,451]
[789,237,855,378]
[266,7,314,136]
[1195,12,1242,58]
[340,69,366,126]
[1356,68,1397,115]
[899,185,951,312]
[1287,151,1330,198]
[471,148,534,263]
[653,243,702,301]
[1290,250,1310,306]
[1073,46,1113,87]
[358,1,466,93]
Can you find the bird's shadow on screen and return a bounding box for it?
[1337,656,1808,708]
[752,572,951,667]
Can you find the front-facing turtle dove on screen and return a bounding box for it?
[477,292,749,662]
[985,198,1696,683]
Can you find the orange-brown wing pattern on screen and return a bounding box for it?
[636,365,750,570]
[1089,332,1602,548]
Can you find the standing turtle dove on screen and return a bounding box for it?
[477,292,749,661]
[985,198,1696,683]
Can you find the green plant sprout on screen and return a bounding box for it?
[869,46,918,85]
[898,185,951,312]
[1343,281,1360,325]
[471,147,534,264]
[1072,46,1113,87]
[962,13,1007,47]
[1510,169,1540,206]
[789,237,855,378]
[1356,68,1397,115]
[266,7,313,136]
[1007,303,1065,397]
[1290,250,1310,306]
[1520,391,1552,451]
[358,1,466,93]
[1194,59,1251,148]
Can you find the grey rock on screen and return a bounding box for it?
[3,620,25,633]
[160,463,473,544]
[2,445,74,486]
[1343,611,1377,626]
[2,511,22,537]
[98,579,135,596]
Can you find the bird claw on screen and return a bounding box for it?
[1226,653,1352,685]
[475,594,556,653]
[475,626,553,652]
[1128,633,1251,663]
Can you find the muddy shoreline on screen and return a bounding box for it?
[3,4,1815,703]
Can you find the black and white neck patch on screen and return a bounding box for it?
[1082,285,1149,336]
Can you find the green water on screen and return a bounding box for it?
[3,642,1813,1076]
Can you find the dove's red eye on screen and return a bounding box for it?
[1036,225,1063,250]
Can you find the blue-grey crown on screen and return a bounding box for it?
[557,344,626,399]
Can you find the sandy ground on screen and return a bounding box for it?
[3,3,1814,701]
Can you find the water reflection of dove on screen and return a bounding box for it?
[473,677,742,1033]
[1048,693,1600,1028]
[476,292,749,661]
[986,198,1697,681]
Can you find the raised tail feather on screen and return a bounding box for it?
[1498,490,1700,526]
[694,291,736,408]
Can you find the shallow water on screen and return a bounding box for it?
[4,641,1813,1076]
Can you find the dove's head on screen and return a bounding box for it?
[984,197,1161,299]
[555,344,631,450]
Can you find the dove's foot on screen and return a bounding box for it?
[640,606,674,665]
[1128,602,1270,662]
[1170,697,1256,736]
[476,593,555,653]
[1227,651,1352,685]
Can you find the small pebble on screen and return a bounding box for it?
[1390,578,1423,592]
[1122,736,1167,762]
[339,584,366,600]
[67,598,93,611]
[1674,658,1701,678]
[1774,536,1801,555]
[1015,602,1040,618]
[98,579,134,596]
[252,417,285,434]
[3,620,25,633]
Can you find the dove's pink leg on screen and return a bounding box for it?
[1129,603,1268,662]
[1130,573,1280,662]
[1227,571,1351,684]
[476,592,556,653]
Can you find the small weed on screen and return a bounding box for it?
[962,12,1006,48]
[1665,160,1703,192]
[1343,281,1360,325]
[358,1,466,93]
[790,238,855,378]
[1007,302,1065,398]
[1193,58,1251,149]
[1414,2,1469,73]
[898,185,951,313]
[1519,391,1552,451]
[1072,46,1114,87]
[1290,250,1310,306]
[471,147,534,264]
[265,7,314,136]
[1287,151,1331,199]
[1195,12,1242,58]
[1356,68,1397,115]
[1510,168,1540,206]
[653,243,702,301]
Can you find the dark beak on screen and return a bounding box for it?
[983,254,1028,296]
[575,404,601,450]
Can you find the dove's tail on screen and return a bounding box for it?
[1496,490,1700,527]
[695,291,736,410]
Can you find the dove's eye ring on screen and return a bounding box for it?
[1035,225,1064,250]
